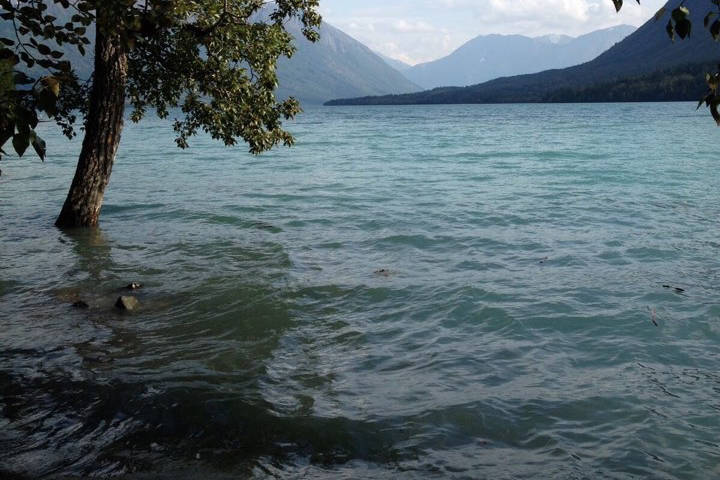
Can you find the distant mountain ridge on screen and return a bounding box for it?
[0,7,420,105]
[403,25,636,89]
[276,20,420,104]
[327,0,718,105]
[377,53,413,72]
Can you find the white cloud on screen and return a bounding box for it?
[390,19,438,34]
[320,0,666,64]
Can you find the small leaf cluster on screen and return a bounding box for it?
[1,0,322,164]
[125,0,322,154]
[659,4,692,40]
[611,1,641,14]
[615,0,720,125]
[0,0,93,162]
[698,71,720,123]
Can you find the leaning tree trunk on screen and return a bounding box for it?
[55,23,128,228]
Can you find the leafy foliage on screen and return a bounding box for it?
[328,1,720,113]
[615,0,720,124]
[0,0,321,163]
[0,0,91,161]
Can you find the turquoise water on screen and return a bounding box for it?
[1,103,720,479]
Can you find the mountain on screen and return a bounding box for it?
[276,21,421,104]
[1,8,420,105]
[542,62,711,103]
[403,25,636,89]
[326,0,718,106]
[377,53,413,72]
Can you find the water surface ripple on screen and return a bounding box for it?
[1,104,720,479]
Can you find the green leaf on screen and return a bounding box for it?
[16,107,38,130]
[710,97,720,126]
[711,19,720,41]
[37,43,51,55]
[13,71,34,85]
[697,93,713,110]
[43,76,60,97]
[675,18,691,39]
[672,6,690,22]
[0,125,14,150]
[37,88,58,114]
[31,133,46,161]
[12,132,30,157]
[707,73,719,91]
[666,19,675,41]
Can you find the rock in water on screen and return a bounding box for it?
[115,296,139,311]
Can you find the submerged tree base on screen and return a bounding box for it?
[55,22,128,229]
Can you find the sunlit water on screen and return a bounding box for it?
[2,103,720,479]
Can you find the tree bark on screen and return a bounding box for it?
[55,21,128,228]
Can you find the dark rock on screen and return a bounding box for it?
[72,300,89,309]
[125,282,143,290]
[115,296,139,311]
[150,442,165,452]
[663,285,686,293]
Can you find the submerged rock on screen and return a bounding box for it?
[150,442,164,452]
[663,285,686,293]
[115,296,139,311]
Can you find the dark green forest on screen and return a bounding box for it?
[543,63,712,103]
[326,62,711,105]
[326,1,719,106]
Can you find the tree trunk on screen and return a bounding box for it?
[55,22,128,228]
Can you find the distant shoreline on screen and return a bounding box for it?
[325,62,713,107]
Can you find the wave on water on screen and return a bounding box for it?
[2,103,720,479]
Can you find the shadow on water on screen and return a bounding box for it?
[0,227,400,478]
[66,228,114,279]
[0,374,401,479]
[50,228,116,306]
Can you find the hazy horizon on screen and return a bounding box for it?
[320,0,666,65]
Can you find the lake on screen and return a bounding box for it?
[1,103,720,479]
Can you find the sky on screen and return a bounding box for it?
[319,0,667,65]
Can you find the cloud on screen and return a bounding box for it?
[320,0,665,65]
[390,19,438,34]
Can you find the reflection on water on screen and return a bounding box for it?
[2,104,720,478]
[1,226,311,477]
[0,226,417,478]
